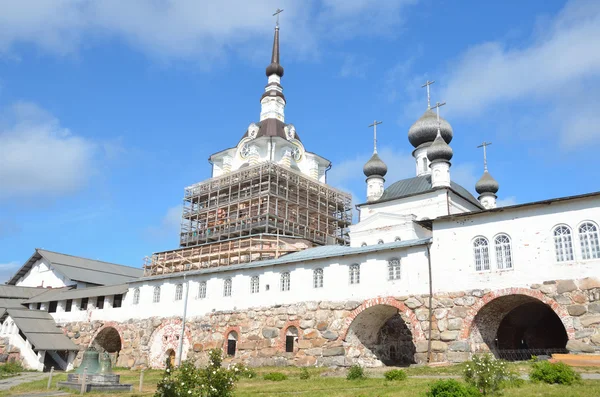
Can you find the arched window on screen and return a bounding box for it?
[227,331,238,356]
[153,286,161,303]
[198,281,207,299]
[388,258,401,280]
[250,276,260,294]
[473,237,490,271]
[175,284,183,301]
[579,222,600,260]
[223,278,232,297]
[377,239,384,244]
[313,268,323,288]
[554,225,574,262]
[349,264,360,284]
[494,234,513,269]
[361,242,367,247]
[132,288,140,305]
[280,272,290,292]
[394,236,401,242]
[285,326,298,353]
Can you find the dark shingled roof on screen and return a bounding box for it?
[360,174,482,208]
[241,119,301,142]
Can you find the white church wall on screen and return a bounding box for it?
[448,191,481,214]
[360,190,450,222]
[431,196,600,293]
[16,259,71,288]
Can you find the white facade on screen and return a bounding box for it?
[15,259,78,289]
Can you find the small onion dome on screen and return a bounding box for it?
[427,133,453,162]
[475,171,499,195]
[408,109,453,148]
[266,62,284,77]
[363,152,388,177]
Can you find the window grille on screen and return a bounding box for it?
[388,258,401,280]
[133,288,140,305]
[554,225,574,262]
[473,237,490,271]
[494,234,513,269]
[175,284,183,301]
[349,264,360,284]
[223,278,232,297]
[250,276,260,294]
[579,222,600,260]
[153,286,161,303]
[198,281,207,299]
[281,272,290,292]
[313,268,323,288]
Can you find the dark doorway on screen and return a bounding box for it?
[227,332,238,356]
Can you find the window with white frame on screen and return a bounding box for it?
[133,288,140,305]
[554,225,574,262]
[175,284,183,301]
[223,278,232,297]
[198,281,207,299]
[494,234,513,269]
[579,222,600,260]
[250,276,259,294]
[281,272,290,291]
[349,264,360,284]
[473,237,490,271]
[153,286,161,303]
[388,258,401,280]
[313,268,323,288]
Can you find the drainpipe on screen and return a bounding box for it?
[177,274,190,366]
[426,243,433,363]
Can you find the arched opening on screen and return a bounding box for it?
[165,349,176,367]
[345,304,416,367]
[470,294,568,360]
[91,326,122,366]
[227,331,238,357]
[285,326,298,353]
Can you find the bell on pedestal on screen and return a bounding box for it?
[98,352,113,374]
[75,349,101,375]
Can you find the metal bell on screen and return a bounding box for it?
[98,352,113,374]
[75,349,101,375]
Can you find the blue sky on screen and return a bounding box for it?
[1,0,599,280]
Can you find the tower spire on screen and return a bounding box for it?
[261,9,286,122]
[369,120,382,154]
[477,141,492,172]
[475,141,499,209]
[266,9,284,77]
[427,101,453,188]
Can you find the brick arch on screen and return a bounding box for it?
[148,318,193,368]
[222,326,241,351]
[88,321,125,351]
[278,320,302,351]
[341,296,424,341]
[460,287,574,340]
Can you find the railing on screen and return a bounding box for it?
[495,348,569,361]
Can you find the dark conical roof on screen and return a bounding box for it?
[363,152,388,177]
[408,109,453,148]
[475,170,499,194]
[266,26,284,77]
[427,133,453,162]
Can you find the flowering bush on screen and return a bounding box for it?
[463,354,521,395]
[530,361,581,385]
[154,349,244,397]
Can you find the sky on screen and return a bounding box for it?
[1,0,599,281]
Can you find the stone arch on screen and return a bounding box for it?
[89,323,123,367]
[279,320,301,353]
[148,319,192,368]
[223,326,240,357]
[462,288,573,359]
[341,297,423,367]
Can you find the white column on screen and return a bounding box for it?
[430,161,451,188]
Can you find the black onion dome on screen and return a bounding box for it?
[475,171,499,195]
[427,134,453,162]
[266,63,284,77]
[408,109,453,148]
[363,152,388,177]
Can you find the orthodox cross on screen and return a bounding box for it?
[273,8,284,27]
[368,120,383,153]
[421,80,435,109]
[477,141,492,171]
[430,101,446,131]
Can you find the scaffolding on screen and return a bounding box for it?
[143,162,353,277]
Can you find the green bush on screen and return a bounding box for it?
[426,379,481,397]
[299,368,310,380]
[530,361,581,385]
[230,363,256,379]
[346,364,366,380]
[263,372,288,381]
[464,354,520,395]
[0,361,23,375]
[384,369,407,381]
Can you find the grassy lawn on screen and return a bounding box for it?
[1,364,600,396]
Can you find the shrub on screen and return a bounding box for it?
[464,354,520,395]
[346,364,366,380]
[384,369,407,381]
[530,361,581,385]
[426,379,481,397]
[0,361,23,375]
[299,368,310,380]
[263,372,288,381]
[229,363,256,379]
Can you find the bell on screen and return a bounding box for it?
[98,352,113,374]
[75,349,101,375]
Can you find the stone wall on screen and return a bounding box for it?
[61,278,600,369]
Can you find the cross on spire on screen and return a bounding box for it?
[273,8,284,27]
[368,120,383,153]
[421,80,435,109]
[477,141,492,171]
[431,101,446,135]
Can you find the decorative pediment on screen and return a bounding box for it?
[349,212,416,234]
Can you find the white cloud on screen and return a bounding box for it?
[497,196,518,207]
[145,205,183,240]
[0,261,20,284]
[0,102,98,199]
[0,0,417,62]
[339,54,370,78]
